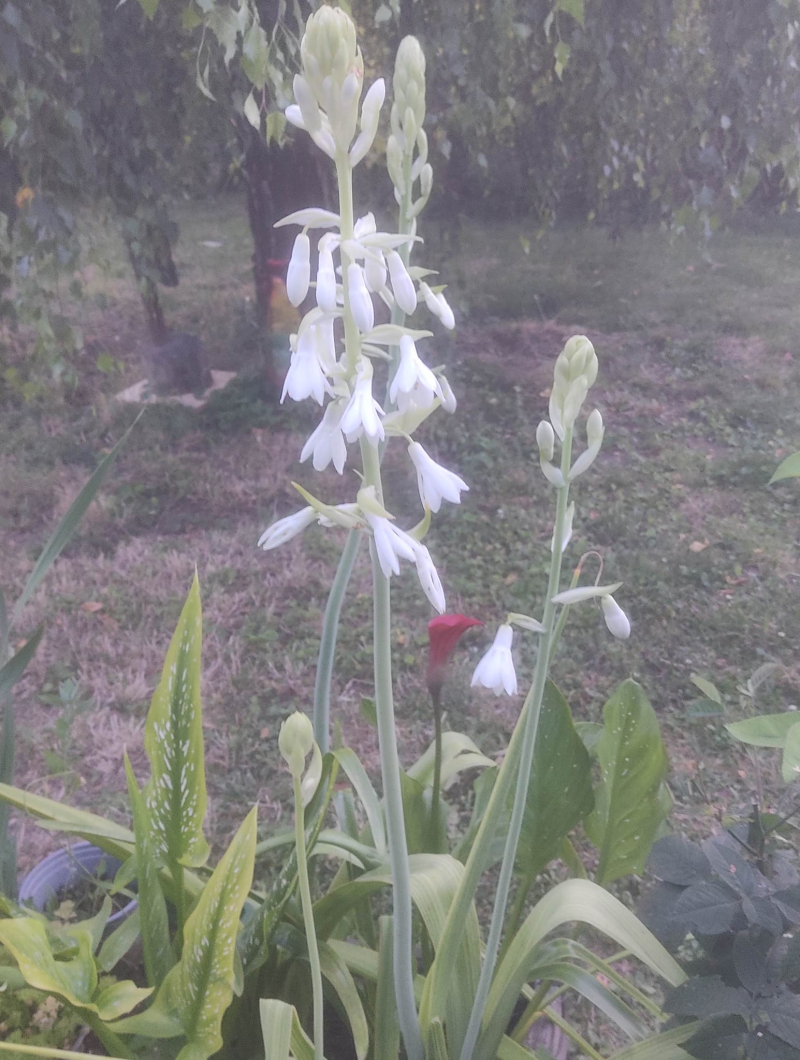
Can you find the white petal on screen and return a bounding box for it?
[602,596,631,640]
[387,251,417,316]
[347,263,374,333]
[287,233,310,306]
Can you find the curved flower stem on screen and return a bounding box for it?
[313,529,361,752]
[459,427,574,1060]
[336,150,423,1060]
[294,775,324,1060]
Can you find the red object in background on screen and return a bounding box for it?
[427,613,483,696]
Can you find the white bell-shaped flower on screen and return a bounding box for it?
[438,374,457,413]
[387,250,417,315]
[316,244,337,313]
[287,232,311,306]
[366,512,417,576]
[412,541,446,613]
[301,399,348,473]
[340,361,385,445]
[601,595,631,640]
[282,326,330,405]
[389,335,441,408]
[347,262,374,332]
[408,442,468,513]
[258,506,316,550]
[420,282,455,330]
[471,624,518,696]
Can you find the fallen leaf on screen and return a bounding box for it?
[504,572,518,585]
[260,726,270,739]
[689,540,709,553]
[81,601,104,612]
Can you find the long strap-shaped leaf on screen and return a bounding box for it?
[144,572,209,869]
[607,1023,699,1060]
[259,999,318,1060]
[330,747,387,857]
[114,807,257,1060]
[475,878,685,1060]
[0,625,44,702]
[12,415,140,624]
[124,753,174,989]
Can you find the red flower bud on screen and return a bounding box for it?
[427,613,483,697]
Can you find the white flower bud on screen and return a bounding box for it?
[536,420,555,462]
[438,374,457,413]
[420,163,433,200]
[601,595,631,640]
[587,408,604,446]
[551,502,575,554]
[471,625,517,697]
[347,262,374,332]
[316,244,337,313]
[287,233,311,306]
[279,711,314,778]
[387,251,417,315]
[285,105,306,130]
[258,507,316,551]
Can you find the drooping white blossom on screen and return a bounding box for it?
[364,249,387,292]
[340,361,385,445]
[387,250,417,315]
[347,262,375,332]
[601,595,631,640]
[438,374,457,414]
[282,326,330,405]
[301,399,348,473]
[287,232,311,306]
[408,442,468,513]
[471,624,518,696]
[412,541,446,613]
[316,243,337,313]
[420,282,455,330]
[389,335,441,408]
[366,512,417,576]
[258,506,316,550]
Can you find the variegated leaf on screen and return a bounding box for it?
[144,573,209,869]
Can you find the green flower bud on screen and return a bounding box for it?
[391,36,426,149]
[279,711,314,778]
[550,335,599,438]
[536,420,555,462]
[299,6,363,150]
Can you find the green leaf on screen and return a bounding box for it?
[400,771,446,854]
[781,721,800,783]
[136,0,159,18]
[477,878,684,1060]
[665,976,751,1019]
[0,918,151,1018]
[319,942,369,1060]
[647,836,709,886]
[259,998,292,1060]
[557,0,585,28]
[144,572,209,869]
[607,1022,700,1060]
[12,419,138,623]
[124,753,174,988]
[553,41,571,80]
[770,451,800,483]
[726,712,800,747]
[685,699,725,719]
[408,731,494,789]
[97,907,141,973]
[585,680,670,885]
[374,917,399,1060]
[331,747,386,856]
[517,681,594,879]
[671,880,740,935]
[689,674,722,704]
[0,625,44,701]
[115,807,257,1059]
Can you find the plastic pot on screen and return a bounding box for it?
[18,841,137,928]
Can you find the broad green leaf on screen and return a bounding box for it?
[400,771,446,854]
[585,680,670,885]
[331,747,386,856]
[477,879,684,1060]
[319,942,369,1060]
[0,918,150,1018]
[0,625,44,701]
[12,418,138,623]
[125,753,174,987]
[689,674,722,704]
[770,451,800,484]
[144,573,209,869]
[781,721,800,783]
[115,807,257,1059]
[557,0,585,28]
[407,731,494,789]
[727,712,800,747]
[516,681,594,879]
[0,782,134,861]
[260,998,292,1060]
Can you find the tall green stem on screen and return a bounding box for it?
[429,688,443,849]
[460,427,573,1060]
[313,529,361,752]
[336,153,423,1060]
[294,775,324,1060]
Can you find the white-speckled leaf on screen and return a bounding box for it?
[145,806,257,1060]
[144,573,209,869]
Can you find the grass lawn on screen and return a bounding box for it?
[2,196,799,881]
